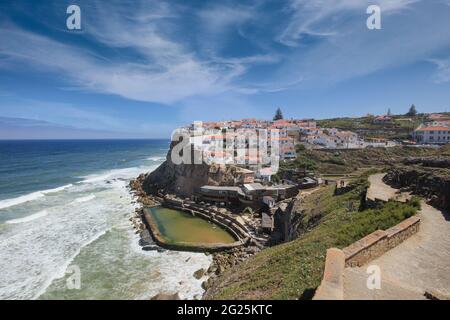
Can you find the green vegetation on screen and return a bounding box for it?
[316,114,423,140]
[207,177,421,300]
[277,146,438,176]
[335,198,420,246]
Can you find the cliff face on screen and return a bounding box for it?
[403,157,450,169]
[141,143,241,197]
[384,157,450,211]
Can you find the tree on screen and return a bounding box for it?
[406,104,417,117]
[273,107,283,121]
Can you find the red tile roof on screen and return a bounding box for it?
[416,126,450,132]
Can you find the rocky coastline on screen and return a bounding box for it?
[127,172,263,299]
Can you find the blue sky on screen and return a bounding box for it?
[1,0,450,138]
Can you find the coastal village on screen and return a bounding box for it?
[129,107,450,300]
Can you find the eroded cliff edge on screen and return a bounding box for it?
[384,157,450,211]
[140,142,244,197]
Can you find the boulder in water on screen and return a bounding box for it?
[150,292,181,300]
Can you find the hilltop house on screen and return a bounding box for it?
[373,115,393,124]
[304,128,361,149]
[427,113,450,122]
[413,125,450,144]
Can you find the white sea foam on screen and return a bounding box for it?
[0,161,207,300]
[5,210,48,224]
[0,192,113,299]
[129,229,211,300]
[71,194,96,204]
[80,165,159,184]
[32,228,109,300]
[0,165,158,211]
[0,184,73,210]
[146,156,165,161]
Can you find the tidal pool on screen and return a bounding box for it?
[149,207,236,244]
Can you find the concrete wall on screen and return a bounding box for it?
[313,215,420,300]
[143,208,245,253]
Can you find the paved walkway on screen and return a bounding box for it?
[344,175,450,300]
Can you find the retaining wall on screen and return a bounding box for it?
[343,215,420,267]
[313,215,420,299]
[143,208,245,252]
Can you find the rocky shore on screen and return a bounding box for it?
[200,245,262,295]
[128,172,263,299]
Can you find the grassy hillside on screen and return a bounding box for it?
[276,146,442,176]
[205,177,420,300]
[316,115,423,140]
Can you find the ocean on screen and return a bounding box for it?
[0,140,211,300]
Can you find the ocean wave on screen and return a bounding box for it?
[6,210,48,224]
[71,194,96,204]
[33,228,109,300]
[80,165,159,185]
[0,184,73,210]
[146,156,165,161]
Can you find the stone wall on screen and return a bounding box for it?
[142,208,245,253]
[313,215,420,299]
[344,215,420,267]
[164,199,252,239]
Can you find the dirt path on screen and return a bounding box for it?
[367,173,406,202]
[344,174,450,300]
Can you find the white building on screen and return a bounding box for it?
[413,125,450,144]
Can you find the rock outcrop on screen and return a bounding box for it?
[150,292,181,300]
[384,157,450,211]
[140,142,251,197]
[140,143,210,197]
[404,157,450,169]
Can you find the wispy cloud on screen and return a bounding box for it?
[278,0,420,47]
[196,3,256,55]
[0,26,226,104]
[0,0,276,104]
[1,0,449,115]
[273,0,450,88]
[0,97,124,130]
[429,58,450,83]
